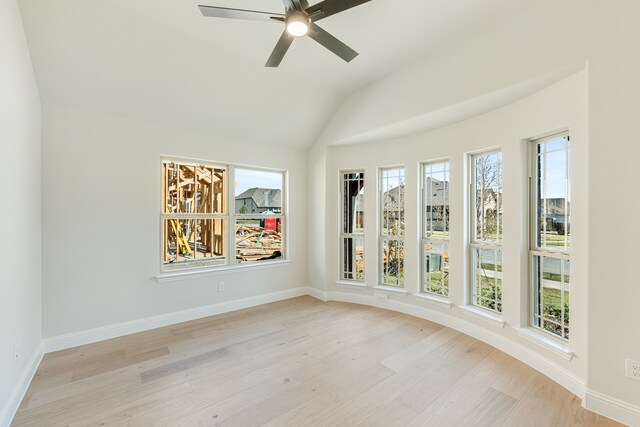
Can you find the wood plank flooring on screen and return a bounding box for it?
[12,296,622,426]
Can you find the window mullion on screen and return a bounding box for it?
[228,164,236,266]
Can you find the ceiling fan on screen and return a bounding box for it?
[198,0,371,67]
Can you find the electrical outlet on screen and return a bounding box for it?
[218,281,225,292]
[13,344,20,363]
[626,358,640,381]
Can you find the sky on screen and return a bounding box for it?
[538,136,570,200]
[234,168,283,196]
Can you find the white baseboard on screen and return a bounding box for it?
[43,287,308,353]
[0,342,43,427]
[305,286,328,302]
[310,289,639,427]
[585,389,640,427]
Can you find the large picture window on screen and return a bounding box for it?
[340,171,365,282]
[531,133,571,339]
[379,167,405,287]
[470,150,503,312]
[421,160,450,296]
[162,159,285,272]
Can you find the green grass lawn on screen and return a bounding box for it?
[539,287,569,338]
[384,274,405,286]
[541,232,570,247]
[424,270,449,296]
[480,262,502,272]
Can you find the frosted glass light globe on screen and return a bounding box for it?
[286,13,309,37]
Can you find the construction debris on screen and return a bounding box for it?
[235,224,282,262]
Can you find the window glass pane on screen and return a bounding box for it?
[382,239,404,287]
[533,255,570,339]
[234,169,283,214]
[473,152,502,242]
[163,218,226,269]
[424,162,450,240]
[341,237,364,281]
[381,168,405,236]
[164,163,225,214]
[423,242,449,296]
[342,172,365,234]
[535,136,570,251]
[235,218,283,263]
[472,247,502,312]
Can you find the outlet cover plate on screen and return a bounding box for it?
[626,358,640,381]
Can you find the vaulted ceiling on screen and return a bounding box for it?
[19,0,532,148]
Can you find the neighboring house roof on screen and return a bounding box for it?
[235,188,282,208]
[375,179,450,212]
[424,177,449,207]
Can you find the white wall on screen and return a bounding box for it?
[308,0,640,420]
[0,0,42,424]
[41,106,307,339]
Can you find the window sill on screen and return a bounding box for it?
[335,280,367,288]
[373,285,408,295]
[459,305,506,328]
[515,327,575,361]
[155,260,292,283]
[413,293,453,309]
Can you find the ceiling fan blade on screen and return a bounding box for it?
[281,0,297,13]
[307,23,358,63]
[265,31,294,67]
[198,5,284,23]
[305,0,371,22]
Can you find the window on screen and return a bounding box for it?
[470,150,503,312]
[530,133,570,339]
[162,160,227,271]
[161,159,285,271]
[379,167,405,287]
[421,160,450,296]
[234,167,285,263]
[340,171,365,282]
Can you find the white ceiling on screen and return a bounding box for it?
[19,0,532,149]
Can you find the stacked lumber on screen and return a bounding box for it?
[236,224,282,262]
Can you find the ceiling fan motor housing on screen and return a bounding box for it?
[286,11,310,37]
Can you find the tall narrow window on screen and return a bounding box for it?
[162,160,227,270]
[531,133,570,339]
[470,150,503,312]
[380,167,405,287]
[340,171,365,282]
[421,160,450,296]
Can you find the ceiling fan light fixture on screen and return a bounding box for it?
[286,12,309,37]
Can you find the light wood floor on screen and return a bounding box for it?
[13,296,622,427]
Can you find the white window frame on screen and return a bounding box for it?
[469,149,503,313]
[529,132,571,340]
[378,166,405,288]
[232,165,287,265]
[339,170,365,283]
[160,156,287,273]
[420,159,450,297]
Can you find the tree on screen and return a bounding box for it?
[239,204,249,214]
[475,155,502,239]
